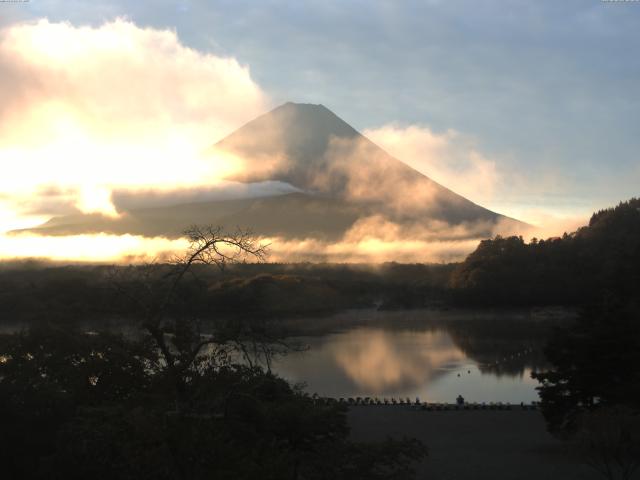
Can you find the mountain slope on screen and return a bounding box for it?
[18,102,523,240]
[218,102,501,223]
[27,192,361,240]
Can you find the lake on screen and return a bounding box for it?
[1,307,570,404]
[271,308,570,404]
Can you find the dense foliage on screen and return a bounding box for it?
[532,301,640,434]
[0,262,453,326]
[0,326,426,480]
[451,198,640,306]
[516,199,640,477]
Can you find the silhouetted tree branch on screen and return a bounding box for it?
[108,225,270,408]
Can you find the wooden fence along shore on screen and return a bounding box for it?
[312,396,540,411]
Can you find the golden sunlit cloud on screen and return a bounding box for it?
[0,231,473,264]
[364,124,500,205]
[0,233,186,263]
[1,214,509,264]
[0,18,268,225]
[261,232,487,264]
[496,207,589,240]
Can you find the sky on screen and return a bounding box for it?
[0,0,639,261]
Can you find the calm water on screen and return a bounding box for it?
[2,308,568,404]
[271,309,566,404]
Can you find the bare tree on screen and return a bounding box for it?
[109,225,270,408]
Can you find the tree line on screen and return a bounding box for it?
[450,198,640,307]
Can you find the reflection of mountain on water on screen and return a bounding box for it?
[274,327,467,397]
[330,329,465,393]
[273,308,571,399]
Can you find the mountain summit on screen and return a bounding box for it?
[218,102,361,192]
[219,102,360,165]
[217,102,506,224]
[21,102,523,242]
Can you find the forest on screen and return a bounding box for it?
[450,198,640,306]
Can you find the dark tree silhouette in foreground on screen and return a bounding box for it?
[108,225,271,409]
[0,225,426,480]
[532,302,640,434]
[533,301,640,480]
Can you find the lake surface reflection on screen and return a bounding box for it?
[272,309,565,403]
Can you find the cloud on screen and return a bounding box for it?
[363,124,501,205]
[504,208,589,241]
[0,18,269,223]
[0,232,186,263]
[310,136,441,213]
[361,124,598,235]
[0,209,524,264]
[260,214,522,264]
[14,185,81,216]
[263,235,480,264]
[343,215,503,243]
[0,208,572,264]
[111,181,301,211]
